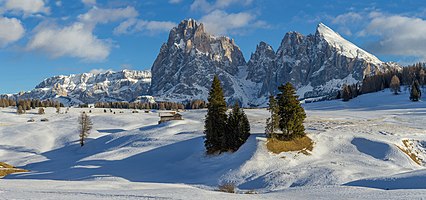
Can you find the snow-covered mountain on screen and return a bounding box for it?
[150,20,399,106]
[13,70,151,105]
[247,23,398,101]
[7,20,400,106]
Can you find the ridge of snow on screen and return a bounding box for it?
[316,23,382,65]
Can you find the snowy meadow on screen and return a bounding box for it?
[1,90,426,199]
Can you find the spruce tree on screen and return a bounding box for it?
[265,95,279,138]
[390,75,400,95]
[342,84,351,102]
[410,81,421,101]
[225,102,250,151]
[204,75,228,154]
[276,82,306,140]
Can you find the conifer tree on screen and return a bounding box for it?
[79,112,93,147]
[410,81,421,101]
[265,95,279,138]
[204,75,228,154]
[390,75,401,95]
[342,84,351,102]
[276,82,306,140]
[225,102,250,151]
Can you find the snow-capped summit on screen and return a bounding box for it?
[316,23,382,65]
[245,23,398,102]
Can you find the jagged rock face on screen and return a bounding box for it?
[247,42,276,83]
[17,70,151,105]
[249,23,396,99]
[150,19,246,102]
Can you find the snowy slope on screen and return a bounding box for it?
[316,23,382,66]
[1,89,426,199]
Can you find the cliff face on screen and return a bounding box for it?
[247,23,396,100]
[150,19,247,103]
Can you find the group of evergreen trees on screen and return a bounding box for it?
[339,63,426,102]
[94,100,207,110]
[204,76,250,154]
[265,83,306,140]
[0,98,64,114]
[340,84,361,102]
[94,101,185,110]
[0,98,63,109]
[185,99,207,109]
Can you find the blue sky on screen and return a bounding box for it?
[1,0,426,93]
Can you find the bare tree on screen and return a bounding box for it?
[17,105,24,114]
[79,112,93,147]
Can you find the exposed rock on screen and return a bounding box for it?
[150,19,246,103]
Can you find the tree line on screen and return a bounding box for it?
[93,99,207,110]
[339,63,426,102]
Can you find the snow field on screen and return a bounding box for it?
[1,89,426,198]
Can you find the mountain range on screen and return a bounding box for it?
[5,19,400,106]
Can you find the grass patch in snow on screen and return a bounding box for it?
[266,136,314,155]
[217,183,236,193]
[0,162,28,177]
[396,140,422,165]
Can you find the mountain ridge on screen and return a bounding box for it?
[3,19,401,106]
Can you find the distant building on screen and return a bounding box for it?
[158,112,183,124]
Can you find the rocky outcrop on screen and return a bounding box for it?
[150,19,247,103]
[248,23,397,100]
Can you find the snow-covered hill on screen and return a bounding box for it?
[11,70,152,105]
[1,90,426,199]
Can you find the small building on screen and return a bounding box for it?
[158,112,183,124]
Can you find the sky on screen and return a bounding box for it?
[1,0,426,94]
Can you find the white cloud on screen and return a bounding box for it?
[331,12,363,36]
[3,0,50,15]
[27,22,111,62]
[168,0,182,4]
[199,10,261,35]
[55,1,62,7]
[81,0,96,6]
[190,0,253,12]
[114,18,176,35]
[78,6,138,28]
[0,16,25,47]
[361,12,426,61]
[332,12,363,25]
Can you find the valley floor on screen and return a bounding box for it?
[1,89,426,199]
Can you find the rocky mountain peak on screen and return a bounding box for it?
[150,18,247,104]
